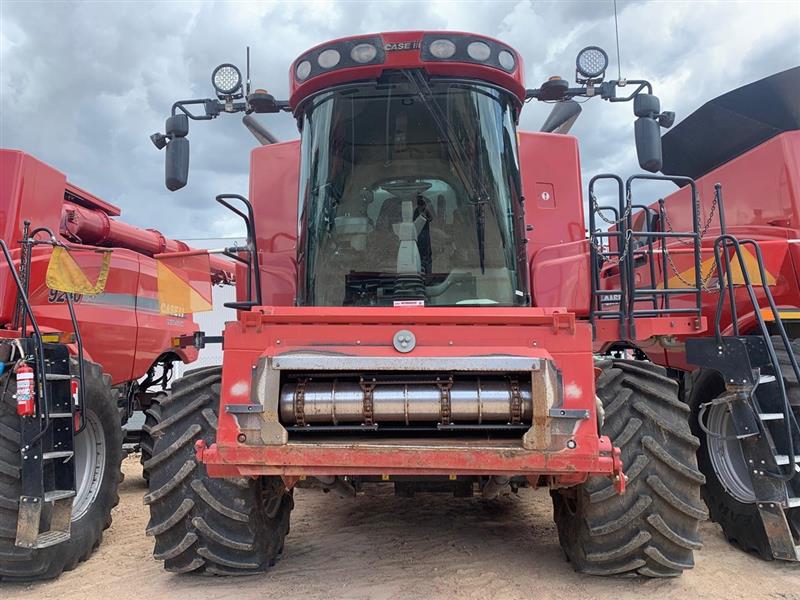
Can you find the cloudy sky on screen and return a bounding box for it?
[1,0,798,241]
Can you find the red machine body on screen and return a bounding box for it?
[200,31,702,484]
[0,149,232,384]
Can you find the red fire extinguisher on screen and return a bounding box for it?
[15,364,35,417]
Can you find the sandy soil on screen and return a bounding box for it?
[4,455,799,600]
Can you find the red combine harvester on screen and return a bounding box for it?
[0,150,232,580]
[144,32,794,576]
[591,68,800,560]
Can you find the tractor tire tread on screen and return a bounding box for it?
[146,367,292,576]
[553,359,704,578]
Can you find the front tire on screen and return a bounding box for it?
[144,367,292,575]
[140,392,164,483]
[553,359,706,577]
[0,360,123,581]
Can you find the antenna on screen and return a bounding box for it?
[613,0,622,80]
[246,46,251,98]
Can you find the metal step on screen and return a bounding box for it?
[44,373,72,381]
[49,412,72,419]
[775,455,800,469]
[44,490,76,502]
[759,374,777,384]
[42,451,73,460]
[759,412,785,421]
[788,497,800,509]
[32,530,70,549]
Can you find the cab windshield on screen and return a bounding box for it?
[297,73,526,307]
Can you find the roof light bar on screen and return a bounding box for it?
[292,35,385,83]
[420,33,518,73]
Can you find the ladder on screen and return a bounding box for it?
[686,233,800,561]
[15,339,79,549]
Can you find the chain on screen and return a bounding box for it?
[294,379,308,427]
[360,380,376,426]
[661,190,718,246]
[509,378,522,425]
[437,378,453,426]
[660,190,721,293]
[663,246,720,293]
[590,189,634,264]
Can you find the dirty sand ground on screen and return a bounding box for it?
[4,455,799,600]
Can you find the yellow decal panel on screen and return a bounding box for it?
[45,246,111,295]
[156,253,213,315]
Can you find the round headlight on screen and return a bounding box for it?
[429,39,456,59]
[295,60,312,81]
[350,43,377,64]
[576,46,608,79]
[211,64,242,95]
[318,49,341,69]
[498,50,516,71]
[467,41,491,61]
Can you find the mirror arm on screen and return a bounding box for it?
[171,98,223,120]
[606,80,652,102]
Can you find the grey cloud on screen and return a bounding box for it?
[1,0,798,240]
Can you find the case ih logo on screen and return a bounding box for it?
[384,41,421,52]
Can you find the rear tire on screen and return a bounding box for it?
[687,336,800,559]
[0,360,123,581]
[553,359,706,577]
[144,367,292,575]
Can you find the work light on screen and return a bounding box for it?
[318,49,341,69]
[498,50,516,71]
[212,63,243,97]
[576,46,608,81]
[467,41,491,61]
[429,39,456,59]
[350,43,378,63]
[296,60,312,81]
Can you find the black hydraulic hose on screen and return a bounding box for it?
[0,240,50,446]
[66,294,87,434]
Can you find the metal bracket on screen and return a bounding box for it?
[523,359,559,450]
[253,357,288,446]
[225,404,264,414]
[548,408,590,419]
[14,496,41,548]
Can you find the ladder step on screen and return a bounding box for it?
[775,455,800,468]
[759,374,777,384]
[758,413,785,421]
[788,497,800,509]
[44,373,72,381]
[44,490,76,502]
[32,530,70,549]
[42,451,74,460]
[49,412,73,419]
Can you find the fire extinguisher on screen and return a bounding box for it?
[15,363,35,417]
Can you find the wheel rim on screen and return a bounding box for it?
[706,403,756,503]
[72,410,106,520]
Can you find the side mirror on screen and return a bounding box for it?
[165,137,190,191]
[163,114,190,191]
[166,114,189,137]
[634,116,663,172]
